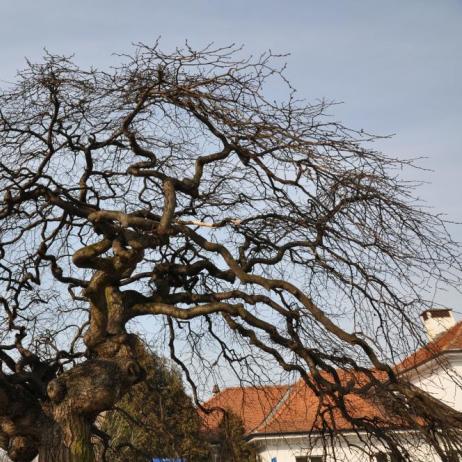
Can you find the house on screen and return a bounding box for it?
[201,309,462,462]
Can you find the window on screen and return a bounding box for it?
[295,457,323,462]
[373,453,400,462]
[447,451,461,462]
[374,454,388,462]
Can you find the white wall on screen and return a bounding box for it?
[254,435,360,462]
[251,433,441,462]
[403,351,462,411]
[0,451,11,462]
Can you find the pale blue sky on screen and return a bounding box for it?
[1,0,461,307]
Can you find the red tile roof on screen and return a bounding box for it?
[200,384,289,434]
[201,322,462,436]
[201,370,395,436]
[255,370,392,435]
[396,321,462,373]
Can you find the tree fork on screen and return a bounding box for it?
[41,356,144,461]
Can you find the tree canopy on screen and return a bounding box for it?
[0,43,461,461]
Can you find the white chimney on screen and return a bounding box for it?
[420,309,456,342]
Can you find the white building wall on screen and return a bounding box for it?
[252,434,441,462]
[404,352,462,411]
[254,435,363,462]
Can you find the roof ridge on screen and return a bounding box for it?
[444,321,462,349]
[252,382,295,433]
[396,320,462,373]
[216,383,287,392]
[254,378,307,433]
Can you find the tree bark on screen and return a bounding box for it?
[38,417,94,462]
[35,354,145,462]
[1,337,146,462]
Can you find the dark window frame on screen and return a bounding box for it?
[372,453,402,462]
[295,456,324,462]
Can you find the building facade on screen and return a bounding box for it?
[203,309,462,462]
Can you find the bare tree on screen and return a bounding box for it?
[0,42,461,462]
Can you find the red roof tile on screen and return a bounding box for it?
[396,321,462,373]
[201,371,395,436]
[255,370,393,434]
[200,384,289,434]
[201,322,462,436]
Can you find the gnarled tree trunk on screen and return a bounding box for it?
[37,418,94,462]
[1,342,145,462]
